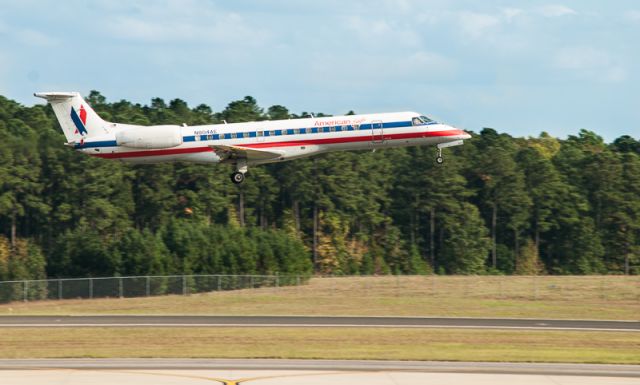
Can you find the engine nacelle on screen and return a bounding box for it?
[116,125,183,149]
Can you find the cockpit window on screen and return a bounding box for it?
[413,116,436,126]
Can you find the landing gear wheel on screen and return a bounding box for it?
[230,172,245,184]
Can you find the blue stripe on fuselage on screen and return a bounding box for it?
[74,140,118,149]
[74,119,437,150]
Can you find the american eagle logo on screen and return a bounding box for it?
[70,105,88,136]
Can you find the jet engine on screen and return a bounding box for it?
[116,125,183,149]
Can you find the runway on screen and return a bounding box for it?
[0,315,637,331]
[1,359,639,385]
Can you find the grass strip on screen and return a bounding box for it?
[0,327,638,364]
[1,276,637,320]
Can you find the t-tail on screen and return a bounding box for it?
[34,92,108,144]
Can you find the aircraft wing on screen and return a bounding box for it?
[209,145,284,161]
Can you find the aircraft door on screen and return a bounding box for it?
[371,120,383,144]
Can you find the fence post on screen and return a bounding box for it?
[296,275,300,287]
[89,278,93,299]
[217,275,221,291]
[119,277,123,298]
[146,276,150,297]
[182,275,187,296]
[23,281,28,302]
[58,279,62,300]
[276,273,279,288]
[533,276,538,300]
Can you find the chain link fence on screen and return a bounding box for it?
[0,274,638,304]
[0,274,307,304]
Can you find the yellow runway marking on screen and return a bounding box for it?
[90,369,240,384]
[110,369,357,384]
[1,366,369,384]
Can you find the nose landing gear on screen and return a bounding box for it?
[435,139,466,165]
[436,147,444,164]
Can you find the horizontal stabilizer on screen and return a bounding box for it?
[210,145,283,161]
[34,92,79,101]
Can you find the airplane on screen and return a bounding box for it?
[35,91,471,184]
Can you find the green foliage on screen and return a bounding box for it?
[439,203,491,274]
[0,235,46,301]
[515,238,544,275]
[0,91,638,279]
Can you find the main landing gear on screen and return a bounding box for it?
[230,159,248,184]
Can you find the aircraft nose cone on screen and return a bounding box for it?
[462,132,472,140]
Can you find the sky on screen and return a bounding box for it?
[0,0,638,141]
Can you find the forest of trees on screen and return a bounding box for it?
[0,91,639,281]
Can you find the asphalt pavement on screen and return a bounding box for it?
[1,358,640,376]
[0,315,637,331]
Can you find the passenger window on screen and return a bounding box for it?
[257,131,263,137]
[231,133,237,139]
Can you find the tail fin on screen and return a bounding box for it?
[34,92,108,143]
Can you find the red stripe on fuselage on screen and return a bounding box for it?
[90,130,466,159]
[92,146,214,159]
[243,129,466,148]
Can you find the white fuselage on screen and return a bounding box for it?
[76,111,470,165]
